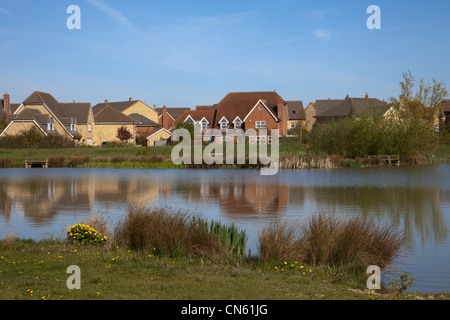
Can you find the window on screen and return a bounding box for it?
[70,119,77,132]
[88,124,92,132]
[234,118,242,129]
[255,121,266,129]
[220,118,229,130]
[290,122,296,129]
[200,119,209,131]
[47,117,55,132]
[185,116,194,124]
[256,136,266,144]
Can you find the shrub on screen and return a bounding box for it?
[0,127,75,149]
[309,113,439,159]
[66,224,107,245]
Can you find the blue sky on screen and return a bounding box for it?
[1,0,449,108]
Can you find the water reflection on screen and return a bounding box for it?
[0,167,449,250]
[1,166,449,292]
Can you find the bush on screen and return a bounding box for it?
[0,127,75,149]
[309,113,439,159]
[66,224,107,245]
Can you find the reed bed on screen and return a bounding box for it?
[113,205,247,259]
[280,156,340,169]
[258,212,405,272]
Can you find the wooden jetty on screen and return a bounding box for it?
[25,159,48,168]
[368,155,400,166]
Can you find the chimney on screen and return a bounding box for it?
[129,97,133,102]
[162,105,168,129]
[399,94,405,111]
[365,93,368,99]
[105,99,108,104]
[3,92,11,120]
[277,99,287,137]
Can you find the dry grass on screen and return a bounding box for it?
[114,204,226,258]
[301,213,405,270]
[258,220,304,264]
[1,231,17,248]
[257,213,405,272]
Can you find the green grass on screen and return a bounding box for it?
[1,239,449,300]
[0,141,448,168]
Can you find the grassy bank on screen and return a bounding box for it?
[0,141,448,169]
[2,207,448,300]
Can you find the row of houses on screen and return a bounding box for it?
[1,90,449,146]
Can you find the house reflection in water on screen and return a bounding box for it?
[0,174,161,225]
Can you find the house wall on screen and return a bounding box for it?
[147,130,171,147]
[304,103,316,130]
[122,101,159,124]
[244,102,278,132]
[20,105,72,139]
[3,121,42,136]
[287,120,305,129]
[92,123,136,145]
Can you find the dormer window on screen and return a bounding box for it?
[233,117,242,129]
[47,117,55,132]
[184,116,194,124]
[219,117,229,130]
[200,118,209,131]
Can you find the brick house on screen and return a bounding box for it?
[175,91,290,143]
[156,106,190,130]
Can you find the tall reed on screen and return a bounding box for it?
[257,213,405,272]
[114,205,244,258]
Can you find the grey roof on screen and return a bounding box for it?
[22,91,91,124]
[285,101,306,120]
[128,113,158,126]
[315,98,389,119]
[93,100,137,113]
[93,105,137,123]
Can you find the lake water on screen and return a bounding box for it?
[0,166,449,294]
